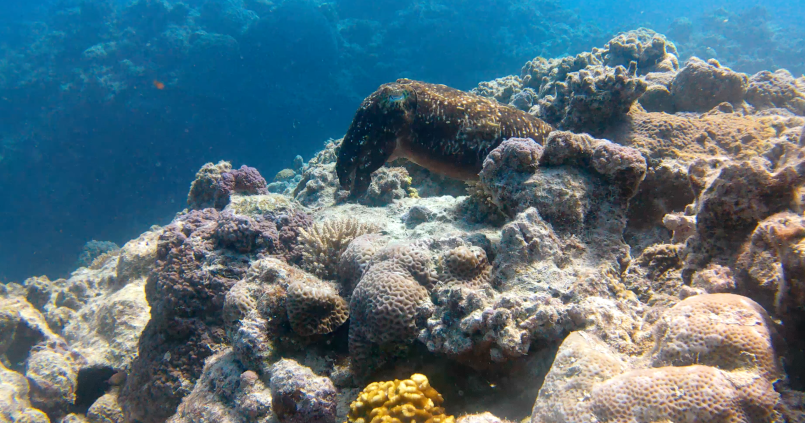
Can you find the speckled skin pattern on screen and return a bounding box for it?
[337,78,554,196]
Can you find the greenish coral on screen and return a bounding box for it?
[225,193,295,216]
[274,168,296,182]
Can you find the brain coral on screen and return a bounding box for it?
[338,234,389,295]
[589,365,780,423]
[285,278,348,336]
[348,244,437,373]
[298,218,380,280]
[347,373,455,423]
[438,246,491,287]
[651,293,783,381]
[531,294,784,423]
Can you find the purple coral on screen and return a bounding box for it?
[213,165,269,209]
[121,208,275,423]
[214,211,279,254]
[269,210,313,262]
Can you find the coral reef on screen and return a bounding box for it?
[169,350,272,423]
[0,226,157,421]
[475,29,676,134]
[537,64,647,134]
[6,22,805,423]
[347,373,455,423]
[479,132,645,260]
[682,156,805,281]
[222,258,315,374]
[121,209,278,423]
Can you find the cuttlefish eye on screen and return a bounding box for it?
[388,92,406,102]
[380,88,411,109]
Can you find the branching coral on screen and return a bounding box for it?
[297,218,381,280]
[347,373,455,423]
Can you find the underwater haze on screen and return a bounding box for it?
[0,0,803,282]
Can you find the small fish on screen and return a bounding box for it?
[153,80,165,90]
[108,370,127,386]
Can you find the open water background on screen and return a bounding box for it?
[1,0,803,281]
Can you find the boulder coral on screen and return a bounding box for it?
[670,57,748,112]
[348,243,436,374]
[531,294,783,423]
[187,162,269,210]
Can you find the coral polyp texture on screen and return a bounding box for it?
[347,373,455,423]
[348,244,437,374]
[336,78,553,197]
[531,294,784,423]
[285,277,349,336]
[6,26,805,423]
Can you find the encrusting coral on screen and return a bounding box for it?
[346,373,455,423]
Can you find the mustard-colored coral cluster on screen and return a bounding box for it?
[347,374,456,423]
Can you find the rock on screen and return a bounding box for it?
[168,350,272,423]
[269,359,336,423]
[0,361,50,422]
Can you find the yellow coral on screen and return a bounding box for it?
[347,374,455,423]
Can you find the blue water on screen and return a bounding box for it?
[1,0,803,282]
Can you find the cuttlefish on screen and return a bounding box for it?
[336,78,554,196]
